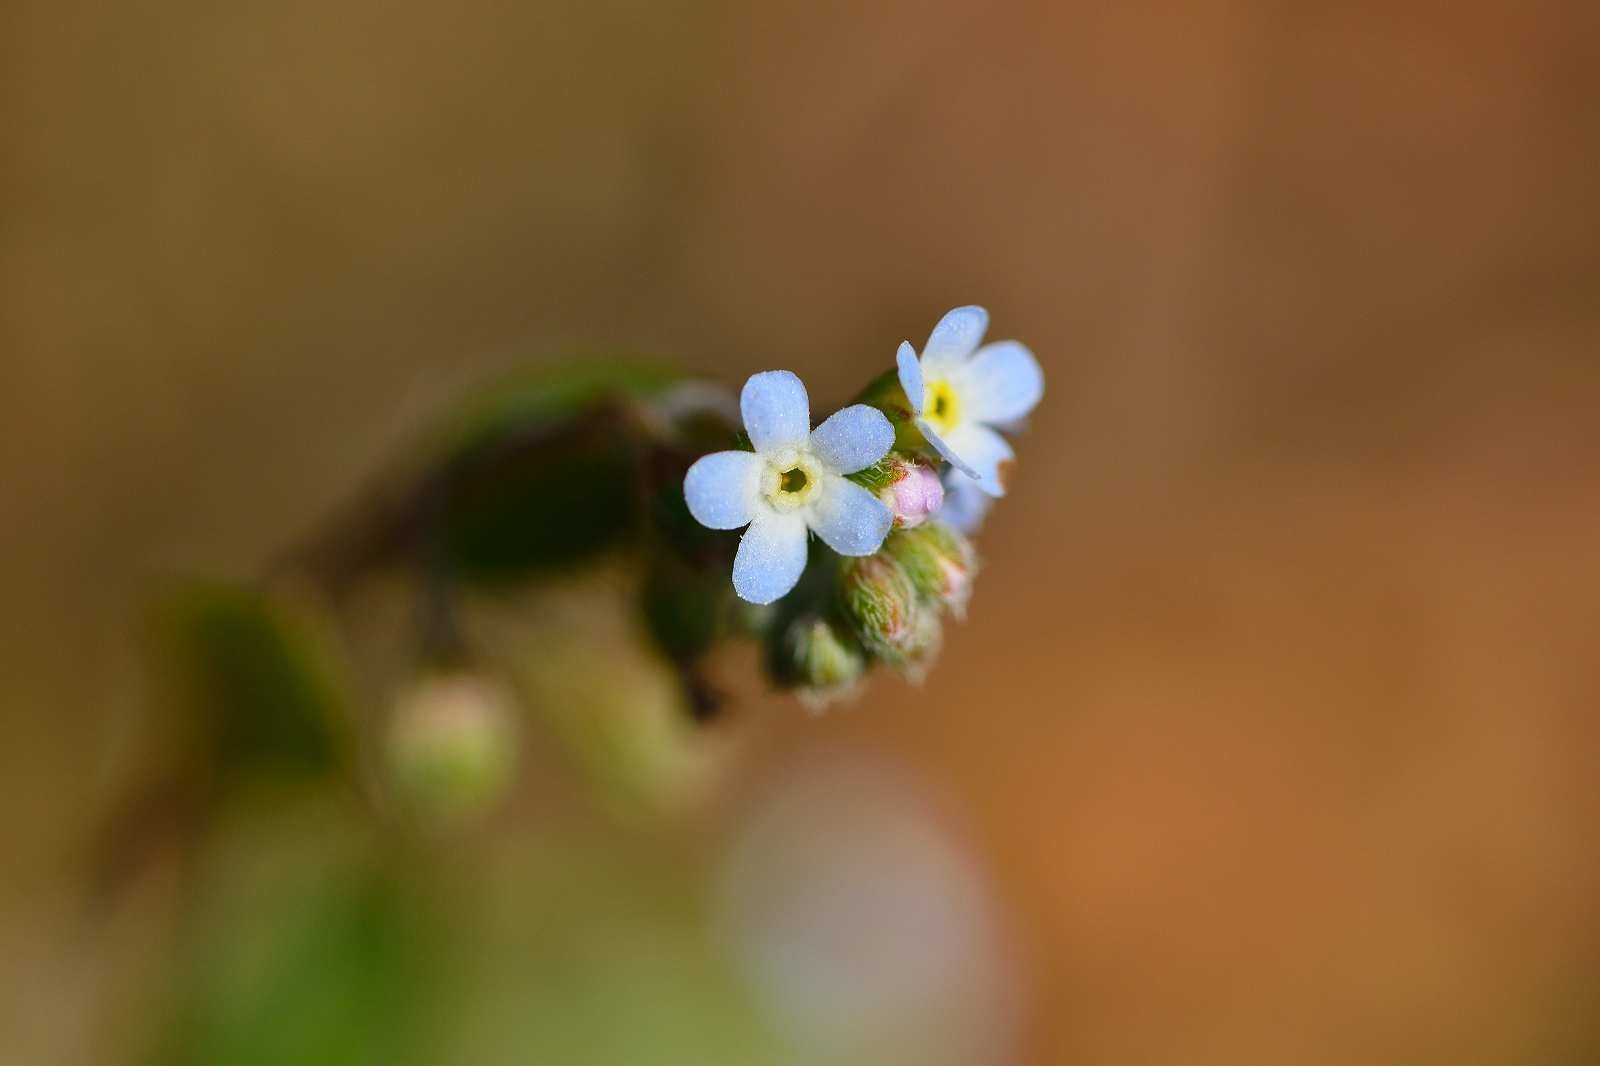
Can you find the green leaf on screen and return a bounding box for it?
[429,359,684,461]
[155,584,346,781]
[148,801,436,1066]
[435,436,641,581]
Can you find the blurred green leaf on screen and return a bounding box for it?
[641,554,731,663]
[435,840,785,1066]
[149,799,436,1066]
[436,435,640,582]
[156,584,346,781]
[427,359,683,461]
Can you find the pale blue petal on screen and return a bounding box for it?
[942,422,1015,497]
[732,510,810,604]
[916,418,978,479]
[939,472,993,534]
[895,341,925,416]
[809,404,893,474]
[683,450,763,530]
[807,476,893,556]
[740,370,810,452]
[923,305,989,365]
[961,341,1043,425]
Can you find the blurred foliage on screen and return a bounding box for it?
[425,361,683,463]
[154,583,348,783]
[467,568,734,817]
[120,364,769,1064]
[153,856,431,1066]
[427,363,685,583]
[140,790,782,1066]
[437,437,640,581]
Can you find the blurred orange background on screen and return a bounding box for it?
[5,2,1600,1064]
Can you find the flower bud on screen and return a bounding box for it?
[387,671,518,828]
[897,604,945,684]
[883,521,978,619]
[876,458,945,530]
[838,554,940,670]
[773,617,866,710]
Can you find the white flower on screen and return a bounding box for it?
[895,306,1043,497]
[939,469,993,534]
[684,371,895,604]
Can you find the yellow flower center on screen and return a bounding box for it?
[762,447,823,512]
[924,379,961,433]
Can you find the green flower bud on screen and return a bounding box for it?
[387,671,518,828]
[884,521,978,619]
[897,603,945,685]
[838,553,940,671]
[773,616,867,710]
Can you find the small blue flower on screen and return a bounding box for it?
[939,469,993,534]
[896,306,1043,497]
[684,371,895,604]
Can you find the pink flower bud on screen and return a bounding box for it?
[879,460,945,529]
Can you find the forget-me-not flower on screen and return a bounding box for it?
[938,469,994,534]
[684,371,895,604]
[895,306,1043,497]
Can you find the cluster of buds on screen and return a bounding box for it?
[766,519,976,709]
[681,305,1041,707]
[837,522,975,682]
[883,520,977,621]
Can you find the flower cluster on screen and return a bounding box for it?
[684,306,1042,704]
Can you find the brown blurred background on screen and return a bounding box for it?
[6,1,1600,1064]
